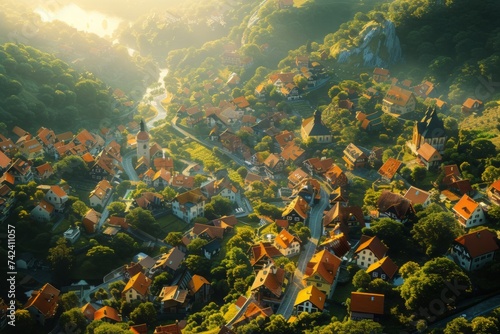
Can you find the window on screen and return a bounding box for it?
[295,217,300,221]
[373,272,378,278]
[362,256,365,260]
[381,274,386,279]
[361,262,364,266]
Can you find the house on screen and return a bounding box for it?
[372,68,390,83]
[355,235,388,268]
[288,167,309,188]
[410,107,446,154]
[413,80,435,98]
[282,196,309,224]
[30,199,55,222]
[82,208,101,233]
[461,98,483,113]
[150,248,185,276]
[324,165,348,188]
[280,142,306,165]
[452,194,486,228]
[250,263,287,312]
[171,174,195,190]
[377,158,403,182]
[81,303,97,321]
[249,242,283,270]
[188,275,211,303]
[319,232,351,258]
[417,142,442,170]
[154,321,187,334]
[404,186,431,208]
[487,180,500,206]
[122,272,152,303]
[263,153,285,178]
[294,285,326,315]
[382,86,416,115]
[172,188,206,223]
[153,168,172,188]
[366,256,398,281]
[300,110,332,143]
[343,143,368,170]
[303,249,342,299]
[451,228,499,271]
[158,286,189,313]
[94,306,121,323]
[441,164,473,196]
[134,192,164,210]
[89,179,113,208]
[303,157,334,175]
[323,203,365,230]
[280,83,300,100]
[35,162,53,180]
[232,301,273,329]
[350,292,385,321]
[376,191,415,223]
[23,283,60,325]
[130,324,148,334]
[201,176,239,202]
[274,229,301,257]
[43,185,68,212]
[8,158,33,183]
[63,226,81,243]
[255,84,267,101]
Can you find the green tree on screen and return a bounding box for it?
[47,237,74,284]
[110,233,138,257]
[60,291,80,311]
[187,238,208,255]
[130,302,157,324]
[107,202,126,216]
[125,207,160,235]
[165,231,184,247]
[71,200,89,217]
[86,246,115,265]
[370,218,409,251]
[399,261,420,280]
[59,307,88,333]
[443,317,472,334]
[150,272,172,295]
[352,269,371,290]
[412,212,463,256]
[209,195,233,216]
[184,254,211,277]
[471,316,498,333]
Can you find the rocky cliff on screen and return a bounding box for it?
[334,18,402,68]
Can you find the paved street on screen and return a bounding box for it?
[277,188,329,319]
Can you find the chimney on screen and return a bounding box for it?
[477,232,481,238]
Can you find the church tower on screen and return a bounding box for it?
[136,119,150,166]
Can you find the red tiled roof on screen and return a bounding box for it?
[275,229,301,249]
[123,272,151,297]
[24,283,60,318]
[455,228,499,258]
[250,264,286,297]
[303,249,341,284]
[378,158,402,180]
[453,194,480,220]
[94,306,121,322]
[404,186,430,206]
[355,235,388,260]
[350,292,385,315]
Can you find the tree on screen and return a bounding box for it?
[161,186,177,201]
[187,238,208,255]
[399,261,420,279]
[125,207,160,235]
[352,269,371,290]
[86,246,115,265]
[116,180,131,197]
[370,218,409,251]
[400,257,471,313]
[47,237,74,284]
[443,317,472,334]
[59,307,88,333]
[151,272,172,295]
[412,212,463,256]
[210,195,233,217]
[471,316,498,333]
[165,231,184,247]
[71,200,89,217]
[86,321,131,334]
[293,75,308,90]
[61,291,80,311]
[184,255,211,277]
[14,310,35,332]
[110,233,138,257]
[411,166,427,184]
[54,155,88,178]
[482,166,500,183]
[130,302,157,324]
[107,202,126,216]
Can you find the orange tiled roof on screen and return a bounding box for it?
[455,228,499,258]
[384,86,414,106]
[453,194,480,220]
[188,274,210,294]
[366,256,398,279]
[250,242,282,265]
[24,283,59,318]
[303,249,341,284]
[275,229,301,249]
[123,272,151,297]
[81,302,96,321]
[403,186,430,206]
[281,142,305,162]
[463,98,482,109]
[35,162,52,175]
[50,185,67,198]
[282,196,309,219]
[378,158,402,180]
[174,188,206,205]
[38,199,55,213]
[350,292,385,315]
[294,285,325,310]
[250,264,286,297]
[94,306,121,322]
[417,142,441,161]
[0,150,11,168]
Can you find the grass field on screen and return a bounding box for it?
[157,214,190,235]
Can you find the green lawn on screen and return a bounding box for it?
[157,214,190,234]
[329,281,355,321]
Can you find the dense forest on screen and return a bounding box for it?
[0,43,129,131]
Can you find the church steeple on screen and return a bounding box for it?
[140,119,146,132]
[314,109,322,124]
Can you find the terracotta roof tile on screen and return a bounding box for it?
[94,306,121,322]
[355,235,388,260]
[378,158,402,180]
[294,285,326,311]
[455,228,499,258]
[123,272,151,297]
[453,194,480,220]
[350,292,385,315]
[366,256,398,279]
[23,283,60,318]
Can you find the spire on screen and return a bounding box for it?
[314,109,322,124]
[140,119,146,132]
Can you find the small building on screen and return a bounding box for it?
[452,194,486,228]
[94,306,121,323]
[366,256,398,281]
[350,292,385,321]
[122,272,152,303]
[487,180,500,206]
[377,158,403,182]
[30,199,55,222]
[24,283,60,325]
[250,263,287,312]
[82,208,101,233]
[404,186,431,208]
[376,191,415,223]
[188,274,211,304]
[417,142,442,170]
[172,188,206,223]
[300,110,332,144]
[343,143,368,170]
[451,228,499,271]
[355,235,388,269]
[372,68,390,83]
[282,196,309,224]
[461,98,483,113]
[274,229,301,257]
[158,286,189,313]
[150,248,186,276]
[303,249,342,299]
[382,86,416,115]
[63,226,81,244]
[294,285,326,315]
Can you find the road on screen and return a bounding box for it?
[276,187,329,319]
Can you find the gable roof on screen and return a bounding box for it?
[355,235,388,259]
[280,143,305,162]
[319,232,351,257]
[275,229,301,249]
[123,272,151,296]
[404,186,431,206]
[350,292,385,315]
[0,150,11,169]
[282,196,309,219]
[188,274,210,294]
[173,188,206,205]
[250,242,282,266]
[153,248,185,272]
[378,158,402,180]
[192,223,225,239]
[50,185,67,198]
[288,167,309,185]
[232,301,273,328]
[81,302,96,321]
[377,191,414,219]
[417,142,441,161]
[366,256,398,279]
[294,285,326,311]
[384,86,415,106]
[23,283,60,318]
[251,264,286,297]
[158,285,188,303]
[303,249,341,284]
[455,228,499,258]
[94,306,121,322]
[453,194,480,220]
